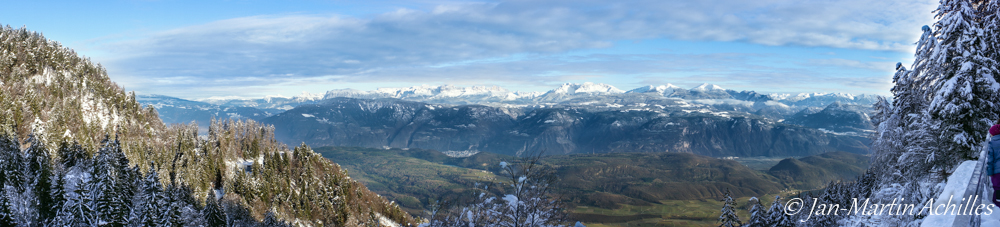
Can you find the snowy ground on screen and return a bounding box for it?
[920,147,1000,227]
[922,160,978,226]
[982,183,1000,226]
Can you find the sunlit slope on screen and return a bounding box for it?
[0,25,415,226]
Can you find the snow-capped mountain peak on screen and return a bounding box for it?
[263,94,290,103]
[324,88,369,98]
[769,92,860,102]
[198,95,253,103]
[551,82,625,94]
[626,84,683,96]
[293,91,323,102]
[691,83,725,92]
[371,85,517,98]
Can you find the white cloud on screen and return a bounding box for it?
[99,0,934,98]
[810,58,898,72]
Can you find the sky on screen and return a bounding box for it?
[1,0,938,100]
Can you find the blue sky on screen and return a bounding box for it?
[2,0,937,99]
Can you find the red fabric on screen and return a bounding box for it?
[991,124,1000,136]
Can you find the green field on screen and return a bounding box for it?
[314,147,506,215]
[570,192,804,227]
[315,147,866,226]
[732,157,793,171]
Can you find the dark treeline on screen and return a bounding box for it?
[0,133,289,227]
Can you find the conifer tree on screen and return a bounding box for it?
[162,186,193,226]
[93,136,130,227]
[55,165,96,227]
[7,133,44,226]
[262,211,289,227]
[981,0,1000,64]
[0,134,19,226]
[127,167,164,227]
[926,0,1000,167]
[223,198,258,226]
[26,134,56,224]
[745,197,766,227]
[813,183,842,226]
[766,195,792,227]
[47,159,67,225]
[202,195,226,227]
[718,189,741,227]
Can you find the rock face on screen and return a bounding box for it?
[262,98,869,157]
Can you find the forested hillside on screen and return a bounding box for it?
[0,25,414,226]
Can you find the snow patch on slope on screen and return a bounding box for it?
[692,99,754,107]
[80,89,119,130]
[376,213,401,227]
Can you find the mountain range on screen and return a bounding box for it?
[138,83,879,158]
[188,82,878,108]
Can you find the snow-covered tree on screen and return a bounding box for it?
[223,198,258,226]
[744,197,766,227]
[261,211,289,227]
[54,162,96,227]
[926,0,1000,167]
[47,157,67,226]
[717,189,741,227]
[6,133,42,226]
[167,186,195,226]
[0,134,20,226]
[26,135,56,224]
[92,136,131,226]
[127,167,165,227]
[177,202,206,227]
[202,195,226,227]
[766,196,792,227]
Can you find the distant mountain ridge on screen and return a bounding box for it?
[257,97,870,158]
[141,83,880,129]
[138,83,880,158]
[189,82,880,108]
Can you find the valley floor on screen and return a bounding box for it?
[572,192,800,227]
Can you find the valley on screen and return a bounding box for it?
[316,146,870,226]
